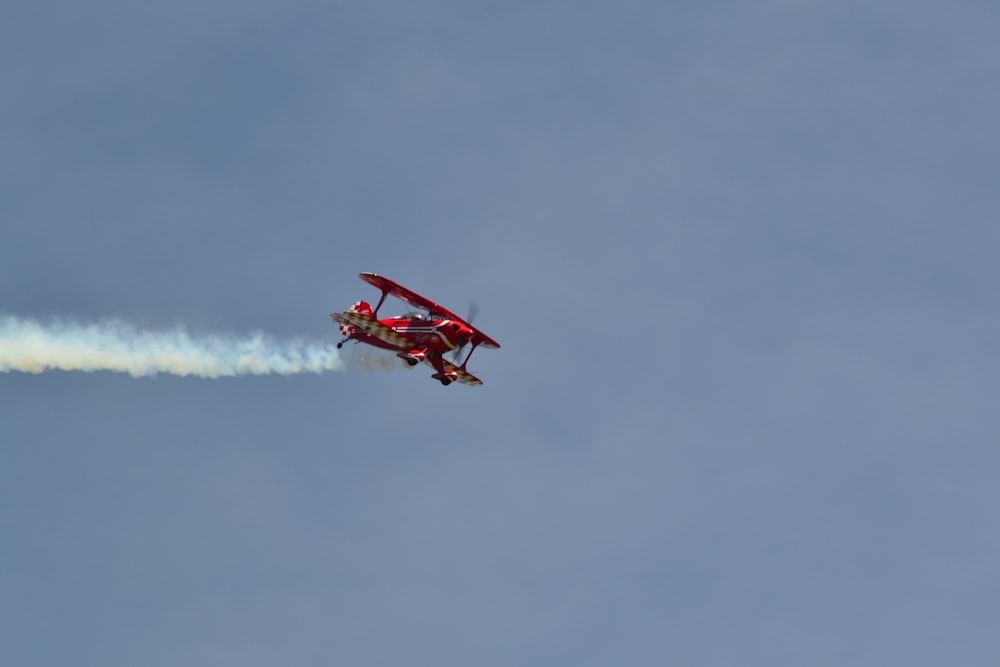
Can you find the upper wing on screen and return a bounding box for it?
[359,272,500,349]
[330,310,409,348]
[468,326,500,349]
[360,273,463,320]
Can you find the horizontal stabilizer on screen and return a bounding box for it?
[330,311,410,348]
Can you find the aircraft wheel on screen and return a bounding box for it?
[440,378,452,386]
[336,342,343,349]
[406,358,419,367]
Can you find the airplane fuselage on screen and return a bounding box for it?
[355,317,470,354]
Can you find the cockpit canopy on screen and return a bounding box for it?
[402,311,427,321]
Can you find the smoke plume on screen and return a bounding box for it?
[0,315,343,378]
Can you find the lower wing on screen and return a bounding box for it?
[431,358,484,386]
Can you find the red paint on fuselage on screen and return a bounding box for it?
[353,316,473,355]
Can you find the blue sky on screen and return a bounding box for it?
[3,2,999,665]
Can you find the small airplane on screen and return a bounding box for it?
[330,272,500,386]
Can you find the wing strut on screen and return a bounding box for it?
[372,287,389,317]
[459,341,480,371]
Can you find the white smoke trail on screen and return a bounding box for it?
[0,315,343,378]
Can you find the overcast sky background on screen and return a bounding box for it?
[3,2,999,665]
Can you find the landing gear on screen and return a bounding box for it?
[397,350,426,366]
[432,370,456,386]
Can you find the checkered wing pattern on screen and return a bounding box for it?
[330,310,409,349]
[437,359,483,386]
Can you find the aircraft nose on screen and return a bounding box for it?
[452,322,474,347]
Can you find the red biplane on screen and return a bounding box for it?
[330,273,500,386]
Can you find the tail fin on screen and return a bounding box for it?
[338,301,373,337]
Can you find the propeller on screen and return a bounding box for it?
[451,301,480,365]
